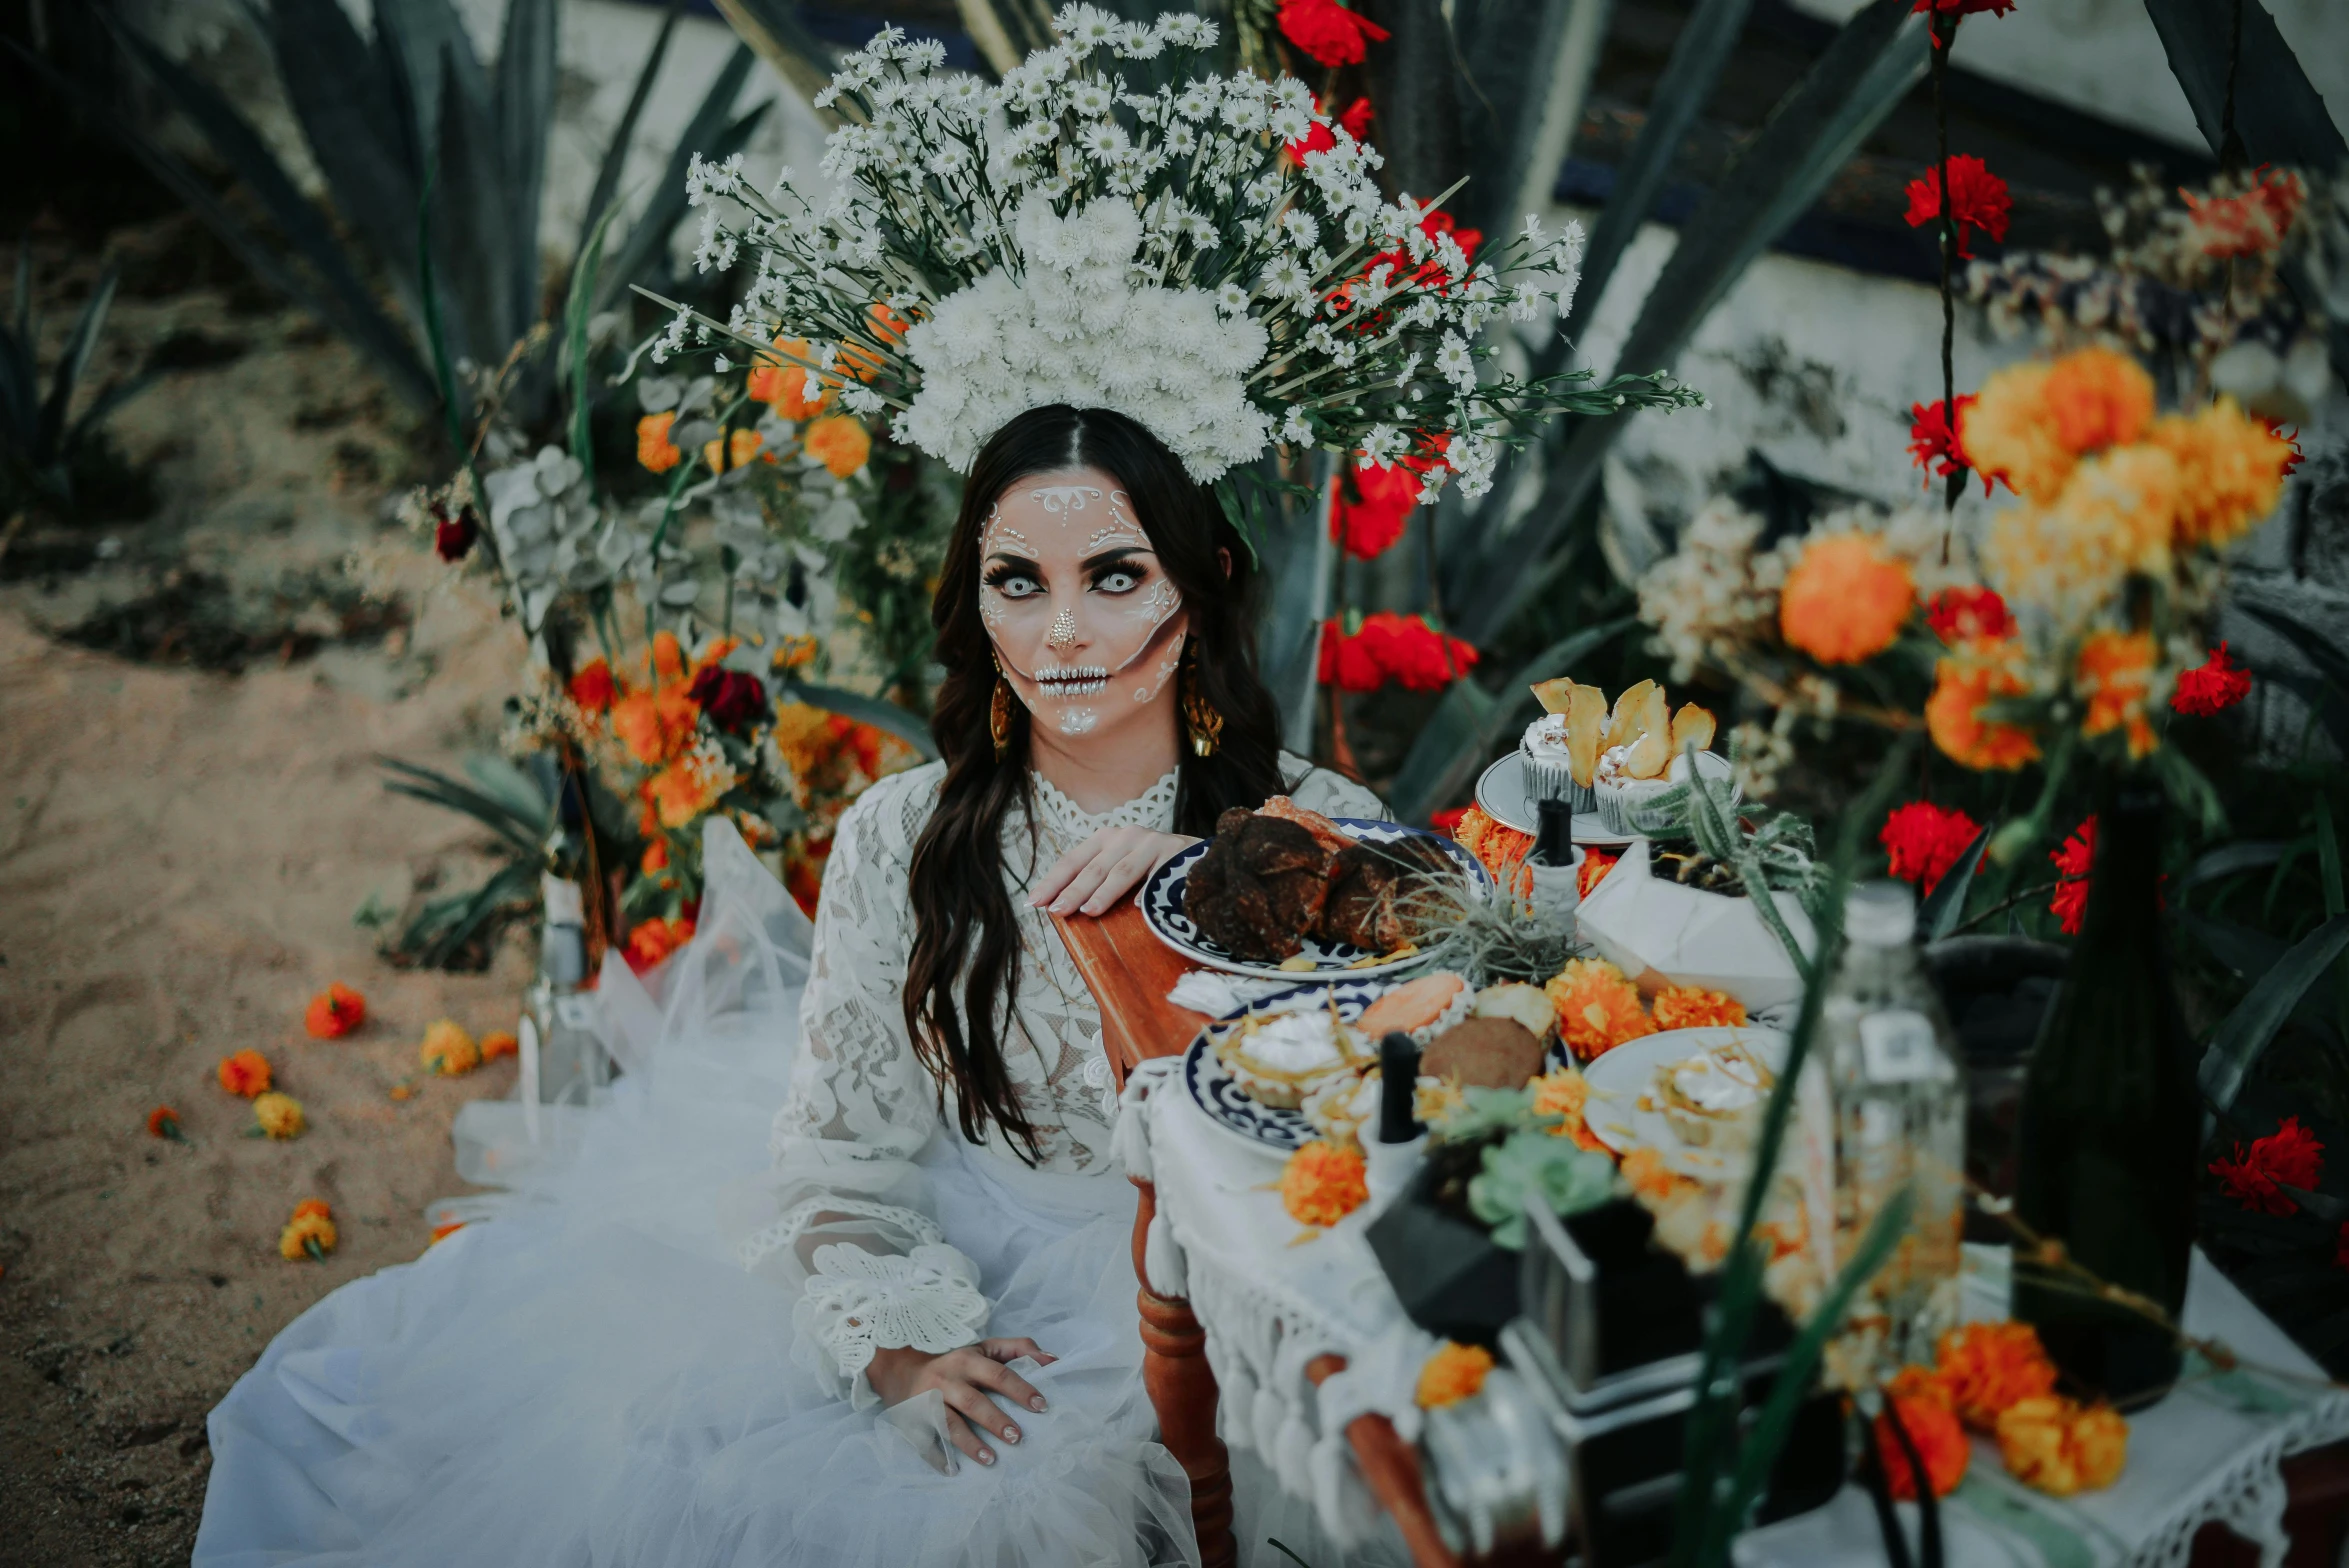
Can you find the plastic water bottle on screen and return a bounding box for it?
[1819,881,1966,1371]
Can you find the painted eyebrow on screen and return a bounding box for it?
[1082,547,1154,572]
[982,552,1041,571]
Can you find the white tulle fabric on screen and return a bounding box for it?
[194,763,1383,1568]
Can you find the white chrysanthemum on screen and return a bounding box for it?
[899,199,1271,481]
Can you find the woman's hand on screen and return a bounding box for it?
[1031,827,1198,916]
[865,1338,1056,1467]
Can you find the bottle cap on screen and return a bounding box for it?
[1844,879,1915,946]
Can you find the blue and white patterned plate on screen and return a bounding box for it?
[1183,980,1394,1154]
[1141,816,1487,981]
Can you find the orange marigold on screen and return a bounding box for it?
[1545,958,1654,1061]
[419,1020,480,1077]
[1651,986,1747,1030]
[1415,1342,1495,1409]
[646,750,732,829]
[218,1048,272,1099]
[303,982,366,1039]
[1934,1321,2058,1431]
[1281,1139,1369,1227]
[280,1201,337,1261]
[1876,1394,1970,1500]
[804,414,871,478]
[1995,1395,2127,1495]
[1926,644,2041,771]
[702,428,767,474]
[610,686,700,767]
[1529,1067,1608,1151]
[253,1090,305,1140]
[479,1030,518,1063]
[625,915,696,973]
[1449,804,1534,898]
[2039,346,2154,457]
[1578,847,1619,899]
[2149,398,2292,550]
[1779,532,1915,665]
[2075,629,2159,758]
[1620,1147,1684,1202]
[746,337,831,419]
[1963,361,2068,502]
[636,410,682,473]
[641,838,670,875]
[146,1106,185,1141]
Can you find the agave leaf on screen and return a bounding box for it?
[495,0,557,335]
[265,0,421,311]
[63,372,156,460]
[376,0,491,180]
[568,204,619,490]
[599,46,767,312]
[2187,839,2292,891]
[461,752,557,825]
[33,267,116,463]
[578,0,687,261]
[2141,0,2346,168]
[1920,820,1995,942]
[1385,616,1634,824]
[381,756,551,855]
[430,44,522,372]
[709,0,843,113]
[2199,914,2349,1113]
[2236,595,2349,704]
[779,679,940,761]
[1558,0,1756,350]
[402,859,540,967]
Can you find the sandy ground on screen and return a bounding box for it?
[0,245,542,1565]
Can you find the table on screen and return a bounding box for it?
[1053,900,1465,1568]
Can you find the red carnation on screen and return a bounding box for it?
[2261,416,2304,479]
[1913,0,2016,27]
[2172,643,2251,717]
[1925,586,2017,646]
[1339,97,1375,141]
[1335,461,1422,559]
[1318,620,1384,694]
[1277,0,1389,68]
[1908,396,1990,493]
[1881,801,1984,895]
[1905,156,2011,258]
[686,665,768,733]
[1287,120,1337,165]
[1319,613,1477,694]
[2048,816,2096,936]
[2210,1116,2326,1216]
[433,502,479,563]
[1430,805,1470,837]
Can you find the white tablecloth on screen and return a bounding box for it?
[1120,1057,2349,1566]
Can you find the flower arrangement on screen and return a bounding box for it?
[280,1200,337,1262]
[303,983,366,1039]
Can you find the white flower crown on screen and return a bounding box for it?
[648,7,1702,507]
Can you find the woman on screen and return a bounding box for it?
[194,404,1385,1568]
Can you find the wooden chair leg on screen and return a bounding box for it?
[1134,1177,1236,1568]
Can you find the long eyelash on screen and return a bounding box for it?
[983,565,1030,589]
[1091,565,1145,591]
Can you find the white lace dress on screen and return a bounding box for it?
[194,755,1384,1568]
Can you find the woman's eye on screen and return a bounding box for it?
[992,574,1041,598]
[1095,570,1140,594]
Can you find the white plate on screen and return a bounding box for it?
[1473,753,1636,846]
[1578,1026,1791,1177]
[1182,980,1396,1154]
[1141,816,1487,981]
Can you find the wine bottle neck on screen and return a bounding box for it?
[2077,791,2165,945]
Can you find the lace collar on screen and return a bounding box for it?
[1029,767,1181,846]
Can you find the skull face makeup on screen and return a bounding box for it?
[980,466,1189,746]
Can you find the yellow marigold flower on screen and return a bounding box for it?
[2039,347,2154,457]
[1651,985,1747,1031]
[1995,1394,2128,1495]
[1545,957,1654,1062]
[745,336,831,419]
[701,428,766,474]
[1961,362,2068,503]
[2149,397,2290,549]
[1529,1067,1609,1151]
[1934,1321,2058,1431]
[253,1091,305,1140]
[2075,629,2160,758]
[1414,1342,1494,1409]
[1985,448,2176,626]
[1280,1139,1368,1228]
[279,1200,336,1261]
[1778,532,1914,665]
[420,1020,480,1077]
[803,414,871,479]
[636,411,682,473]
[1926,642,2042,772]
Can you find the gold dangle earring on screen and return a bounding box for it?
[1180,643,1223,758]
[990,656,1016,761]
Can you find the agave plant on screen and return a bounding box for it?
[42,0,771,427]
[0,257,152,520]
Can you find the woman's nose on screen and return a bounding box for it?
[1044,604,1082,655]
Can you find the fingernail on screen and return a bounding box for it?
[979,1449,995,1465]
[1030,1397,1047,1412]
[1004,1427,1021,1443]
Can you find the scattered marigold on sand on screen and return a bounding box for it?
[1935,1321,2059,1429]
[304,983,366,1040]
[1927,643,2041,771]
[1877,1393,1970,1499]
[1415,1342,1495,1409]
[420,1020,481,1077]
[1281,1139,1369,1228]
[1779,532,1914,665]
[1546,957,1655,1061]
[147,1106,186,1142]
[1651,986,1746,1031]
[253,1091,305,1140]
[1996,1395,2127,1495]
[218,1048,272,1099]
[280,1200,337,1261]
[480,1030,519,1063]
[804,414,872,478]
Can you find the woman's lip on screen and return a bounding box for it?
[1034,667,1109,696]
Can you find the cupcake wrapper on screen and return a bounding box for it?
[1519,751,1577,809]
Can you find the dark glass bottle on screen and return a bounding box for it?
[2012,787,2198,1409]
[1530,799,1575,868]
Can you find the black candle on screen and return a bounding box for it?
[1378,1031,1423,1145]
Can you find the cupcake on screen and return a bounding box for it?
[1597,746,1737,836]
[1519,714,1585,811]
[1355,971,1471,1045]
[1215,1006,1368,1110]
[1654,1037,1775,1151]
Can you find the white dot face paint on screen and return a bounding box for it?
[978,466,1190,758]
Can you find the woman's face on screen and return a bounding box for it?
[979,464,1189,753]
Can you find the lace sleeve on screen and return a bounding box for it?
[730,764,990,1407]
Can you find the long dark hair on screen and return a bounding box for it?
[904,405,1285,1162]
